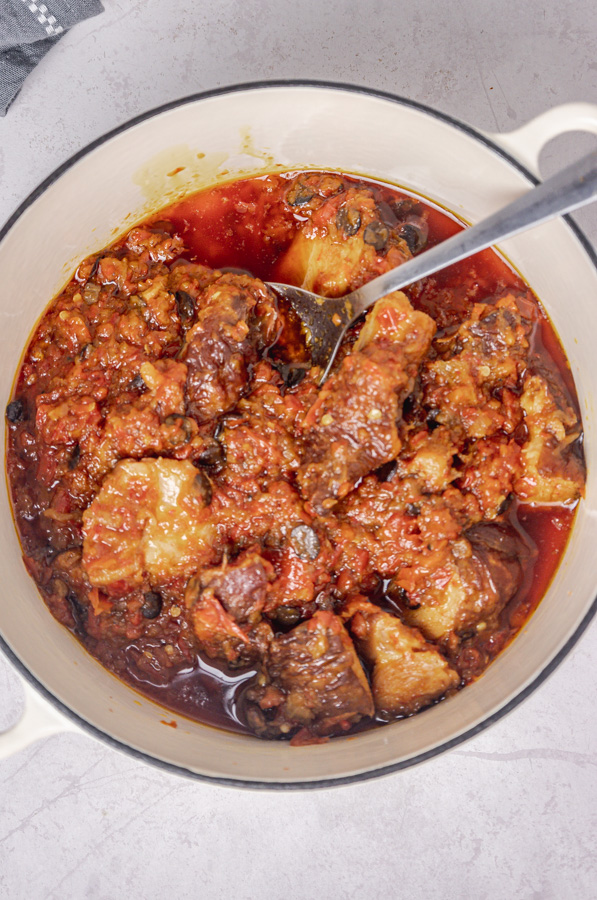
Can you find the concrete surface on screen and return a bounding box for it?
[1,1,596,897]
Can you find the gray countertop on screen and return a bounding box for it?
[1,1,597,897]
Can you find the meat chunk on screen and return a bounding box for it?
[297,293,435,513]
[123,225,184,264]
[458,436,523,519]
[397,528,524,641]
[84,359,210,483]
[213,364,302,489]
[168,261,221,303]
[422,295,531,441]
[395,426,459,494]
[214,480,311,551]
[196,548,274,625]
[278,182,413,296]
[515,374,584,504]
[346,600,460,716]
[181,273,280,423]
[188,590,272,667]
[327,476,483,594]
[35,395,101,448]
[185,550,274,666]
[245,611,374,738]
[82,458,216,592]
[264,526,336,618]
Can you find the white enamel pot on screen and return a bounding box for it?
[1,82,597,788]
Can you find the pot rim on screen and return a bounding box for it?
[1,78,596,790]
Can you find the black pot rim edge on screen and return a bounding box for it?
[1,78,596,792]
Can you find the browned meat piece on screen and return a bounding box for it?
[245,611,374,738]
[458,436,523,519]
[83,359,212,483]
[422,295,531,441]
[181,273,280,423]
[397,525,525,641]
[216,363,309,490]
[327,476,482,593]
[451,293,533,375]
[114,274,181,353]
[219,414,299,490]
[82,458,217,593]
[187,587,273,667]
[185,549,274,666]
[197,548,274,625]
[284,172,346,211]
[168,260,221,294]
[297,293,435,513]
[167,261,225,333]
[93,229,183,304]
[278,181,415,296]
[214,480,311,552]
[514,373,584,503]
[346,600,460,717]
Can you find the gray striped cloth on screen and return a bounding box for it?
[1,0,104,115]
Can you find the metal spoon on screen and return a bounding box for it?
[268,148,597,383]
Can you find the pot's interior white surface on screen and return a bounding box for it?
[1,85,596,784]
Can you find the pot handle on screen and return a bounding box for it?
[485,102,597,175]
[0,677,81,760]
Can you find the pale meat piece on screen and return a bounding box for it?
[278,182,413,297]
[515,373,584,503]
[346,600,460,716]
[181,273,280,424]
[82,458,216,592]
[245,611,374,738]
[297,293,436,513]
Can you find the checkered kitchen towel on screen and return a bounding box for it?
[1,0,104,115]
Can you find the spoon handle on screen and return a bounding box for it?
[348,148,597,318]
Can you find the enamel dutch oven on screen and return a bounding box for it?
[1,82,597,788]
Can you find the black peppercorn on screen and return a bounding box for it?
[141,591,162,619]
[6,399,25,423]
